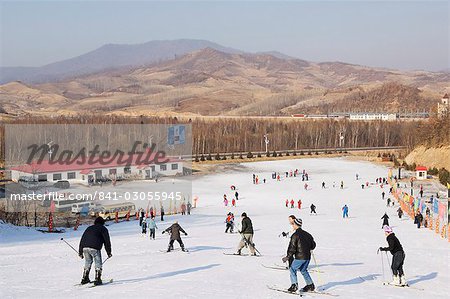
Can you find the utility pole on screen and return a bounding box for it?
[264,134,269,153]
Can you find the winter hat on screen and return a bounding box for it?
[94,217,105,225]
[383,225,393,234]
[294,218,302,227]
[241,212,247,217]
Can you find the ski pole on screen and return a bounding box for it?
[379,249,385,282]
[311,252,323,287]
[238,231,261,256]
[61,238,78,255]
[385,252,393,280]
[102,256,111,265]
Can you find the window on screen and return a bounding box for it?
[109,169,117,175]
[38,174,48,182]
[53,173,62,181]
[160,164,167,171]
[124,166,131,174]
[171,163,178,170]
[67,172,76,179]
[150,166,155,172]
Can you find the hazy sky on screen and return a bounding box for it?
[1,0,448,71]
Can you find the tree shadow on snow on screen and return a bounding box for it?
[407,272,438,285]
[112,264,221,285]
[319,274,379,291]
[188,245,231,252]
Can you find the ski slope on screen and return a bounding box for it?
[1,158,448,299]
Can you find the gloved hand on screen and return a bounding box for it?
[108,253,112,258]
[162,231,165,234]
[281,232,288,237]
[185,233,188,236]
[79,253,84,259]
[282,256,289,263]
[379,247,383,251]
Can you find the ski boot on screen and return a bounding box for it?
[399,275,408,286]
[287,283,298,293]
[390,275,401,286]
[181,245,187,252]
[167,245,173,252]
[80,269,90,285]
[94,269,102,286]
[300,283,315,292]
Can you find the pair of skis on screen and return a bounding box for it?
[75,278,113,288]
[267,285,337,297]
[262,263,323,273]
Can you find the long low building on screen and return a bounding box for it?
[10,151,184,184]
[349,113,398,121]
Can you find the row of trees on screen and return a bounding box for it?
[0,114,438,163]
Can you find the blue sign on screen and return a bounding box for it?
[168,125,186,145]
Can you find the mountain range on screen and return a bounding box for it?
[1,39,449,117]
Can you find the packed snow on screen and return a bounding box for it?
[0,158,448,299]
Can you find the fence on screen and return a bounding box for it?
[387,169,449,242]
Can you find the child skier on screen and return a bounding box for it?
[147,216,158,240]
[162,221,188,252]
[297,199,302,210]
[290,199,295,208]
[225,212,235,233]
[232,198,236,207]
[379,226,407,286]
[141,217,148,235]
[285,199,289,208]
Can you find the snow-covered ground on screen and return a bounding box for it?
[1,158,448,299]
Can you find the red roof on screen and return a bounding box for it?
[10,151,182,174]
[415,166,427,171]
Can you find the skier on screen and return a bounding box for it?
[252,174,256,184]
[224,196,229,207]
[78,217,112,285]
[304,183,308,190]
[381,213,389,228]
[356,173,359,180]
[162,221,188,252]
[235,191,239,200]
[382,192,386,200]
[231,185,236,190]
[160,206,165,221]
[321,182,326,189]
[342,204,349,218]
[225,212,234,233]
[236,212,256,256]
[282,218,316,293]
[414,211,423,229]
[379,226,407,286]
[310,204,317,214]
[290,199,295,209]
[140,209,145,225]
[397,207,403,219]
[387,198,391,207]
[297,199,302,210]
[232,198,236,207]
[340,181,344,189]
[141,217,148,235]
[285,199,289,208]
[181,202,186,215]
[147,216,158,240]
[187,202,192,215]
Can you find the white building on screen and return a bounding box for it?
[10,152,184,184]
[349,113,398,121]
[415,166,427,180]
[437,94,449,118]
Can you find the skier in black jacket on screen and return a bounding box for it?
[236,212,256,256]
[381,213,389,228]
[163,221,188,252]
[78,217,112,285]
[282,218,316,293]
[379,225,407,286]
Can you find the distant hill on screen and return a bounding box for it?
[1,47,448,117]
[0,39,242,84]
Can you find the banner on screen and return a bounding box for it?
[414,197,419,211]
[434,199,439,214]
[438,202,445,220]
